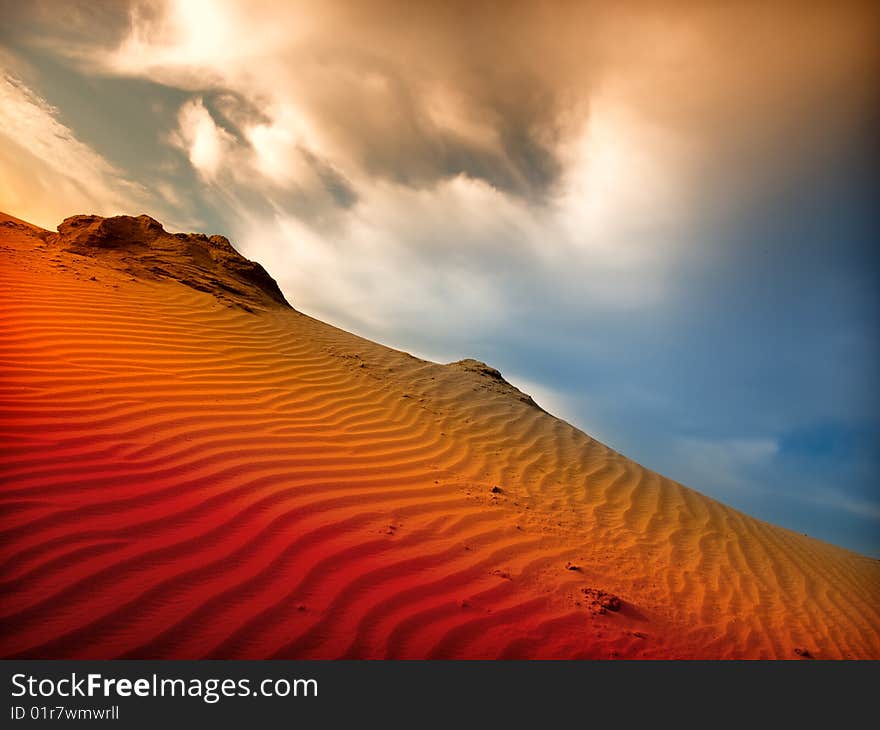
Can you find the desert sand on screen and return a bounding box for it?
[0,211,877,659]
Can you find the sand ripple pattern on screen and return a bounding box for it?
[1,219,878,658]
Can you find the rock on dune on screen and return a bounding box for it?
[49,214,289,311]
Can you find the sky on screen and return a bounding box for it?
[1,0,878,555]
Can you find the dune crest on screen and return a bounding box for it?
[0,211,878,659]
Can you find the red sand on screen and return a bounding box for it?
[0,212,878,659]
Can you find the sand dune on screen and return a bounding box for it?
[0,211,877,659]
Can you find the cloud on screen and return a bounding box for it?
[98,0,577,201]
[90,1,879,200]
[71,0,876,318]
[168,97,235,181]
[0,64,151,228]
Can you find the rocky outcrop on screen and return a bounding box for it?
[48,214,290,311]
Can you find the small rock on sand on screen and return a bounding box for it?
[581,587,622,614]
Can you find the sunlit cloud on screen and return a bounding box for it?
[169,97,234,182]
[80,0,877,318]
[0,65,150,229]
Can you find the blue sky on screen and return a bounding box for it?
[1,1,878,555]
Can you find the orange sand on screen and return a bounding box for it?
[0,211,877,659]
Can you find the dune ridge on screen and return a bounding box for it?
[0,212,877,659]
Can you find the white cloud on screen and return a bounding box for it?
[105,0,299,84]
[555,97,691,264]
[234,175,519,338]
[0,69,150,228]
[169,97,235,182]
